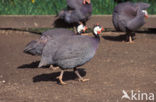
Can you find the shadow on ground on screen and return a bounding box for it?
[137,28,156,34]
[18,61,40,69]
[0,28,42,35]
[53,18,79,28]
[33,68,86,84]
[102,34,127,42]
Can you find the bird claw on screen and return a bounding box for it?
[60,81,67,85]
[78,78,90,82]
[49,65,59,71]
[126,41,135,44]
[56,76,67,85]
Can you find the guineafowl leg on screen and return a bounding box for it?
[129,36,133,43]
[57,70,67,85]
[127,32,134,43]
[74,68,89,82]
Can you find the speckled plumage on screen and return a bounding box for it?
[39,35,100,68]
[39,25,103,84]
[112,2,150,32]
[38,25,102,69]
[112,2,150,42]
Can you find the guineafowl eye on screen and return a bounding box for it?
[77,24,87,33]
[142,10,148,18]
[93,25,104,35]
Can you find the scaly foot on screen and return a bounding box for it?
[127,40,135,44]
[56,70,66,85]
[128,36,134,43]
[78,78,90,82]
[49,65,59,71]
[74,68,89,82]
[56,76,67,85]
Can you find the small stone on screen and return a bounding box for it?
[34,22,38,27]
[2,80,6,83]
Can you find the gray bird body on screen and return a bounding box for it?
[38,25,103,84]
[67,0,83,9]
[39,34,100,69]
[24,28,75,56]
[58,0,92,24]
[42,28,75,39]
[112,2,150,32]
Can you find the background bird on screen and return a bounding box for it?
[39,25,104,85]
[112,2,150,43]
[66,0,91,10]
[58,0,92,32]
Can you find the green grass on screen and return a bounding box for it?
[0,0,155,15]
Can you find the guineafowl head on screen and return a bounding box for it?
[77,24,88,35]
[93,24,104,37]
[137,7,149,18]
[141,10,148,18]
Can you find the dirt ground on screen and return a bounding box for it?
[0,30,156,102]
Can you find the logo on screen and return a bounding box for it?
[121,90,155,101]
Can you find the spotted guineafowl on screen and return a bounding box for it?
[39,25,104,85]
[112,2,150,43]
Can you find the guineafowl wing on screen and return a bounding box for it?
[53,36,96,68]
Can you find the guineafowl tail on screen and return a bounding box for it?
[24,39,47,56]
